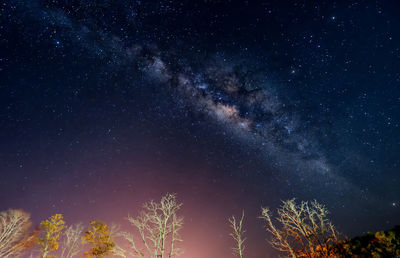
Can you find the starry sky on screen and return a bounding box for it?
[1,0,400,257]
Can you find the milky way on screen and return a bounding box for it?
[144,53,334,174]
[21,0,341,186]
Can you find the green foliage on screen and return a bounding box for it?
[334,226,400,257]
[82,221,115,258]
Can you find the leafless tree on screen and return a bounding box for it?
[60,223,84,258]
[0,209,37,257]
[108,223,129,258]
[121,193,184,258]
[260,199,339,258]
[229,210,246,258]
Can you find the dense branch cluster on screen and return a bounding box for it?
[0,209,37,257]
[61,223,84,258]
[123,193,184,258]
[260,199,339,257]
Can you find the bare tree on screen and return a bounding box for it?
[60,223,84,258]
[121,193,184,258]
[229,210,246,258]
[108,223,129,258]
[168,212,183,258]
[0,209,37,257]
[118,230,144,258]
[260,199,339,258]
[111,244,128,258]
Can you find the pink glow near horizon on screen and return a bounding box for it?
[12,164,272,257]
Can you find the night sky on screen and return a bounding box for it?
[1,0,400,257]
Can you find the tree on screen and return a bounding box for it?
[121,193,184,258]
[333,225,400,257]
[229,210,246,258]
[260,199,339,258]
[109,224,128,258]
[82,221,115,258]
[38,214,66,258]
[60,223,84,258]
[0,209,37,257]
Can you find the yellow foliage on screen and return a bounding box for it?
[82,221,115,258]
[38,214,66,257]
